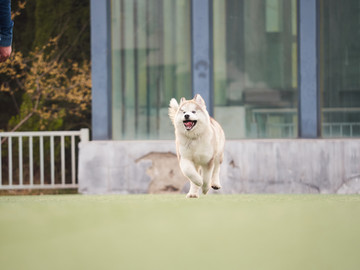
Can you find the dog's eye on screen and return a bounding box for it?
[183,111,186,114]
[192,111,196,114]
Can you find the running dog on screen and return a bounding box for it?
[169,94,225,198]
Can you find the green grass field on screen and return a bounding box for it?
[1,194,360,270]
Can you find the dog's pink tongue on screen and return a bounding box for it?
[184,122,193,128]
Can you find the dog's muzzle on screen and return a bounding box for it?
[183,120,197,130]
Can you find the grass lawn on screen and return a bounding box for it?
[1,194,360,270]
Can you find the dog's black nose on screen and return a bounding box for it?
[184,114,190,120]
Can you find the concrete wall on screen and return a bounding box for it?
[78,140,360,195]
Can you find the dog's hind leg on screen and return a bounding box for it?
[202,164,214,195]
[211,161,222,190]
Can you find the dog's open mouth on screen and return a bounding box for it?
[183,120,197,130]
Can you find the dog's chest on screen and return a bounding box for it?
[180,139,213,165]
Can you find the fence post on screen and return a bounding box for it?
[80,128,90,142]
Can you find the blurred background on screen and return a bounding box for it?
[1,1,360,194]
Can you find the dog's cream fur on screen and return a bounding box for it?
[169,94,225,198]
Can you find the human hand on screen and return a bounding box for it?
[0,46,12,62]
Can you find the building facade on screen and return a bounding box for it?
[91,0,360,140]
[81,0,360,194]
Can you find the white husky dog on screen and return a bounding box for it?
[169,94,225,198]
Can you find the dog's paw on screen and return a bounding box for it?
[211,185,221,190]
[186,193,199,199]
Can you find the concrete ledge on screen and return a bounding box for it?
[78,139,360,194]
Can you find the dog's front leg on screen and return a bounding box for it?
[187,182,201,198]
[180,159,202,198]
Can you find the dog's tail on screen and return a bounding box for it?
[168,98,179,125]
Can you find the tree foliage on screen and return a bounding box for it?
[0,37,91,132]
[12,0,90,63]
[0,0,90,132]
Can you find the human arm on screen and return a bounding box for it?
[0,0,13,62]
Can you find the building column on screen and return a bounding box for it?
[298,0,320,138]
[191,0,213,115]
[90,0,112,140]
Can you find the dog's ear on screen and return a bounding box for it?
[169,98,179,109]
[194,94,206,108]
[180,97,186,104]
[168,98,179,125]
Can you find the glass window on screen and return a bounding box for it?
[320,0,360,138]
[111,0,192,139]
[213,0,298,139]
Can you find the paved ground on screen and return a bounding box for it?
[1,194,360,270]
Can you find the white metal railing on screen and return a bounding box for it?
[0,128,89,190]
